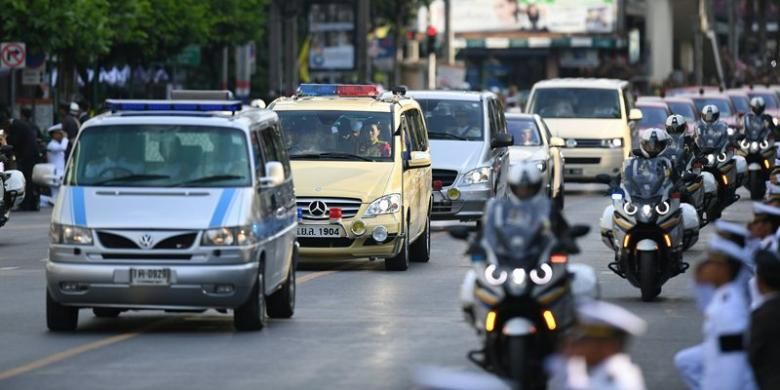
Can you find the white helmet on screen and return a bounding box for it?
[665,114,687,135]
[639,128,670,158]
[69,102,80,115]
[508,161,543,200]
[750,96,766,115]
[701,104,720,123]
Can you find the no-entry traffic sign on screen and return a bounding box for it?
[1,42,26,69]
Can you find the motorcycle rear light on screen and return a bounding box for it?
[550,254,568,264]
[543,310,557,331]
[432,180,443,191]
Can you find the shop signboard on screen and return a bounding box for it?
[308,1,356,71]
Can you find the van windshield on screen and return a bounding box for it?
[415,99,484,141]
[530,88,621,119]
[65,125,252,187]
[276,110,394,162]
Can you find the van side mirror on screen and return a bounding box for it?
[32,163,61,187]
[491,133,513,149]
[407,151,431,169]
[259,161,285,188]
[549,136,565,147]
[628,108,643,121]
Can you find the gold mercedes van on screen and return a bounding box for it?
[271,84,432,271]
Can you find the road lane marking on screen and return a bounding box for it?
[0,266,20,272]
[0,266,342,381]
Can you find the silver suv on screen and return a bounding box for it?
[406,91,512,222]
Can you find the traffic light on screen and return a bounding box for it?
[425,25,437,56]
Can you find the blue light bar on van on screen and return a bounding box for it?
[296,84,380,97]
[106,100,243,113]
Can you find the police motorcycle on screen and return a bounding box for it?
[0,143,26,228]
[452,163,595,390]
[600,129,697,302]
[662,115,713,227]
[738,97,777,200]
[694,104,744,219]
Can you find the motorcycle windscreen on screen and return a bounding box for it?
[662,135,687,171]
[622,158,669,201]
[696,122,729,153]
[483,197,552,269]
[744,115,770,141]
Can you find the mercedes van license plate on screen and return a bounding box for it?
[131,268,170,286]
[297,225,344,238]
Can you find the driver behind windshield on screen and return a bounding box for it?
[359,121,391,158]
[83,131,144,180]
[453,106,481,139]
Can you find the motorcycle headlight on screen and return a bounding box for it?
[751,142,760,153]
[640,204,653,218]
[364,194,402,217]
[717,152,728,163]
[727,127,736,136]
[706,154,716,166]
[485,264,508,285]
[623,202,638,216]
[462,167,491,185]
[50,224,93,245]
[535,160,547,172]
[530,263,553,285]
[740,139,750,150]
[760,140,770,150]
[202,225,256,246]
[511,268,526,286]
[601,138,623,148]
[655,201,671,215]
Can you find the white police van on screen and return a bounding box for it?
[35,99,297,331]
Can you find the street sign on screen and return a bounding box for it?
[22,68,47,86]
[176,45,201,67]
[1,42,26,69]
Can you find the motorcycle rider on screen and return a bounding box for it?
[746,96,779,138]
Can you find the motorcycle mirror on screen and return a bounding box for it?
[570,225,590,238]
[446,226,472,241]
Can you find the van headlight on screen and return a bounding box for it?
[365,194,402,217]
[462,167,491,185]
[601,138,623,148]
[50,224,93,245]
[202,225,256,246]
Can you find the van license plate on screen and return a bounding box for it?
[297,225,344,238]
[130,268,170,286]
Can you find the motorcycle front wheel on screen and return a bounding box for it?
[506,336,544,390]
[749,171,766,200]
[639,251,661,302]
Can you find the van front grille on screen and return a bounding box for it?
[296,197,362,220]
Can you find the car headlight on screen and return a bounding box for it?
[535,160,547,172]
[202,225,256,246]
[50,224,93,245]
[462,167,491,185]
[623,202,637,216]
[655,201,671,215]
[601,138,623,148]
[717,152,728,163]
[364,194,402,217]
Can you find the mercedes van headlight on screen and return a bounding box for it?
[50,224,93,245]
[462,167,491,185]
[365,194,402,217]
[202,225,257,246]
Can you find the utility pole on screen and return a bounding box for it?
[356,0,371,82]
[268,0,283,96]
[282,1,300,94]
[443,0,453,65]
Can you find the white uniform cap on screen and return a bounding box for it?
[766,182,780,195]
[708,236,750,263]
[69,102,80,114]
[754,202,780,217]
[714,219,748,237]
[576,300,647,336]
[47,124,63,134]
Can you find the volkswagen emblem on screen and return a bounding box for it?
[308,200,328,216]
[138,234,154,249]
[565,138,578,148]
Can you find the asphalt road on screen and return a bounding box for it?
[0,186,753,389]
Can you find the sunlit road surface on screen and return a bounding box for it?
[0,185,752,389]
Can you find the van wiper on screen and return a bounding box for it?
[90,174,170,185]
[290,152,373,162]
[174,174,245,186]
[427,131,467,141]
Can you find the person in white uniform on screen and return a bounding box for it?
[549,300,647,390]
[45,124,68,204]
[675,237,757,390]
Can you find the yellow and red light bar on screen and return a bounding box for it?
[297,84,380,97]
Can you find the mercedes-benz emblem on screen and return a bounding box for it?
[565,139,577,148]
[308,200,328,216]
[138,234,154,249]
